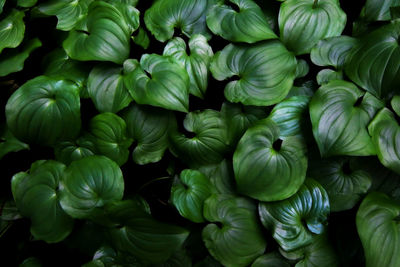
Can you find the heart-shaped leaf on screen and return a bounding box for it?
[0,9,25,53]
[279,0,346,55]
[54,137,95,165]
[206,0,277,43]
[125,54,190,112]
[59,156,124,219]
[258,179,330,252]
[202,194,267,267]
[5,76,81,146]
[210,41,297,106]
[163,34,213,99]
[356,192,400,267]
[309,80,383,157]
[11,160,74,243]
[234,118,307,201]
[171,169,212,223]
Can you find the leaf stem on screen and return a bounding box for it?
[138,176,171,192]
[313,0,318,8]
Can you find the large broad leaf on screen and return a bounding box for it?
[197,159,236,195]
[125,54,190,112]
[202,194,267,267]
[169,110,229,167]
[63,1,136,64]
[87,113,133,166]
[309,80,383,157]
[54,137,95,165]
[356,192,400,267]
[5,76,81,146]
[344,20,400,98]
[258,179,330,252]
[234,118,307,201]
[144,0,214,42]
[279,0,346,55]
[163,34,213,99]
[308,157,372,211]
[268,95,311,138]
[368,108,400,174]
[59,156,124,219]
[251,252,290,267]
[310,36,357,69]
[0,38,41,77]
[171,169,212,223]
[210,41,297,106]
[107,200,189,264]
[87,63,132,113]
[11,160,73,243]
[359,0,400,22]
[0,125,29,160]
[122,104,176,165]
[316,69,343,85]
[0,9,25,53]
[206,0,277,43]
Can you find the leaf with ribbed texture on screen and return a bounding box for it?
[87,63,132,113]
[234,118,307,201]
[171,169,212,223]
[169,110,229,167]
[344,21,400,98]
[63,1,134,64]
[268,95,311,138]
[0,38,41,77]
[206,0,277,43]
[133,27,150,49]
[144,0,215,42]
[316,69,343,85]
[309,80,383,157]
[107,200,189,264]
[202,194,266,267]
[210,41,297,106]
[5,76,81,146]
[360,0,400,21]
[392,95,400,117]
[279,0,346,55]
[310,36,357,69]
[11,160,73,243]
[54,137,95,165]
[296,59,309,79]
[86,113,133,166]
[308,157,371,211]
[251,252,290,267]
[163,34,213,98]
[0,9,25,53]
[124,54,190,112]
[259,179,330,252]
[356,192,400,267]
[59,156,124,219]
[122,104,176,165]
[197,159,236,195]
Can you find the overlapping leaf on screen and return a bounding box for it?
[0,9,25,53]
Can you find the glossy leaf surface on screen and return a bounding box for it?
[0,9,25,53]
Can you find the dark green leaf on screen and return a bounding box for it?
[0,9,25,53]
[0,125,29,160]
[359,0,400,21]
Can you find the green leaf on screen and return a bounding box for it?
[19,257,42,267]
[38,0,93,31]
[122,104,176,165]
[356,192,400,267]
[0,0,5,14]
[87,63,133,113]
[344,20,400,98]
[107,200,189,264]
[163,34,213,99]
[0,125,29,160]
[125,54,190,112]
[210,41,297,106]
[59,156,124,219]
[234,118,307,201]
[54,137,95,165]
[392,95,400,117]
[206,0,277,43]
[133,27,150,50]
[6,76,81,146]
[197,159,236,195]
[171,169,212,223]
[258,179,330,252]
[316,69,343,85]
[279,0,346,55]
[310,36,357,69]
[360,0,400,21]
[144,0,215,42]
[17,0,37,8]
[286,80,316,98]
[63,1,134,64]
[0,38,42,77]
[11,160,74,243]
[251,252,290,267]
[295,59,309,79]
[169,110,229,167]
[0,9,25,53]
[268,95,311,138]
[87,113,133,166]
[309,80,383,157]
[202,194,266,267]
[368,109,400,174]
[308,157,372,211]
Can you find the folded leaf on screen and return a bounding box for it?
[54,137,95,165]
[359,0,400,22]
[0,9,25,53]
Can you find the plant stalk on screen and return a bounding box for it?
[313,0,318,8]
